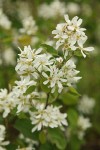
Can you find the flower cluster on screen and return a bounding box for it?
[0,14,94,136]
[66,2,80,15]
[15,45,42,79]
[38,0,66,19]
[19,16,38,35]
[42,59,81,93]
[0,89,15,118]
[30,104,67,132]
[52,14,94,57]
[0,125,9,150]
[38,1,80,20]
[78,95,95,114]
[77,116,91,139]
[16,134,38,150]
[15,45,80,93]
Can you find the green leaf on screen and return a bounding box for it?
[6,144,17,150]
[67,109,78,128]
[68,87,80,96]
[14,118,38,140]
[60,92,79,105]
[39,142,55,150]
[39,130,46,144]
[18,112,28,119]
[11,107,17,116]
[48,128,67,150]
[24,85,36,95]
[48,89,58,103]
[41,44,58,56]
[69,135,83,150]
[74,50,82,57]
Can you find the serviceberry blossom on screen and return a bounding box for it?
[15,77,36,93]
[78,95,95,114]
[52,14,94,57]
[19,16,38,35]
[3,48,16,65]
[61,59,81,86]
[42,59,81,93]
[33,54,54,72]
[38,0,66,19]
[0,89,15,118]
[56,57,63,63]
[0,125,9,150]
[17,134,38,150]
[77,116,91,139]
[0,8,11,30]
[0,13,95,139]
[15,45,81,94]
[42,65,67,93]
[15,46,42,79]
[66,2,80,15]
[30,104,68,132]
[12,87,39,113]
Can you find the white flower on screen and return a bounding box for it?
[11,87,39,114]
[3,48,16,65]
[61,59,81,86]
[19,16,38,35]
[30,104,68,132]
[66,2,80,15]
[56,57,63,63]
[0,8,11,30]
[19,134,38,150]
[52,14,94,58]
[42,65,67,93]
[77,116,91,139]
[0,125,5,141]
[42,59,81,93]
[78,95,95,114]
[15,76,36,93]
[78,43,94,58]
[33,54,54,72]
[18,45,42,60]
[15,45,42,78]
[0,125,9,149]
[50,0,66,17]
[0,89,15,118]
[38,0,66,19]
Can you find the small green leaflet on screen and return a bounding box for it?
[41,44,58,56]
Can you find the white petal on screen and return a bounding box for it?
[84,47,94,51]
[35,48,42,54]
[43,80,49,85]
[67,25,74,31]
[77,19,82,26]
[57,81,63,88]
[64,14,69,22]
[32,126,37,132]
[52,30,59,34]
[42,72,48,78]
